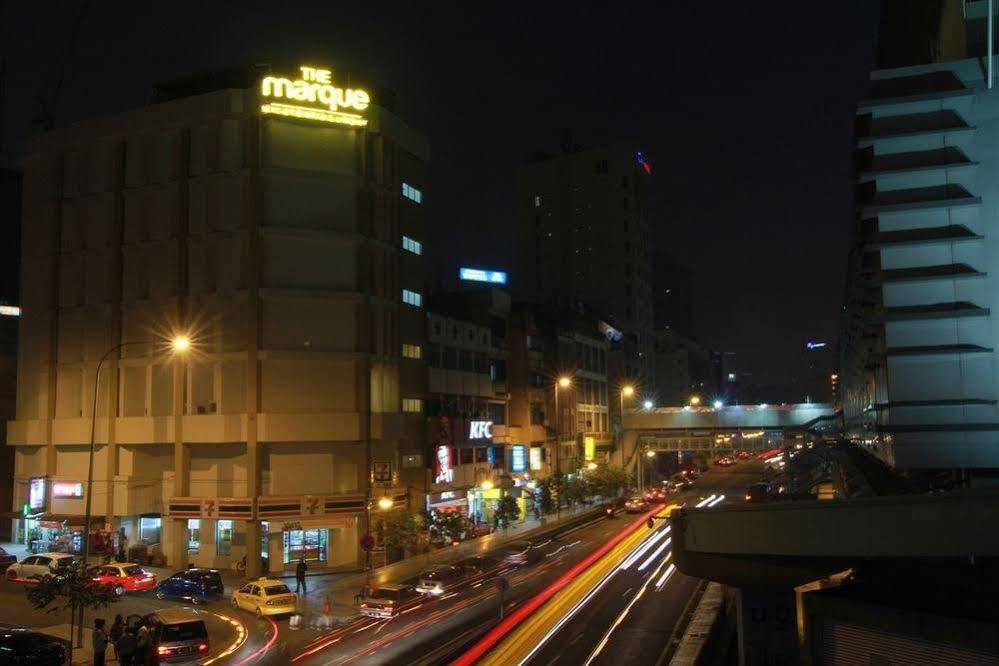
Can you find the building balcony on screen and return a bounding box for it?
[859,184,980,216]
[858,70,971,110]
[864,224,981,250]
[876,263,985,284]
[885,344,993,357]
[857,147,976,178]
[875,301,990,322]
[856,111,973,147]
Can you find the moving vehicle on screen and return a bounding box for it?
[498,540,544,565]
[714,457,735,467]
[737,451,752,460]
[415,565,466,595]
[88,563,157,595]
[459,554,499,575]
[156,568,224,604]
[231,578,297,618]
[0,627,68,665]
[669,474,692,491]
[745,482,770,503]
[644,488,667,502]
[624,497,650,513]
[0,548,17,573]
[358,584,421,619]
[133,609,209,663]
[604,503,616,518]
[6,553,76,582]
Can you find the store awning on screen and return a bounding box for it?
[4,513,106,527]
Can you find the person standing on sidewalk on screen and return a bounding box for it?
[92,618,108,666]
[296,557,308,595]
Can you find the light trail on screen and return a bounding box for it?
[695,494,717,508]
[654,563,677,590]
[583,556,671,666]
[707,494,726,507]
[619,525,670,570]
[203,613,247,664]
[636,537,672,572]
[234,616,278,665]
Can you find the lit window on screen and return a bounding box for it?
[402,236,422,255]
[402,289,422,307]
[216,520,233,557]
[402,182,423,204]
[402,344,422,359]
[534,195,542,207]
[187,519,200,553]
[403,398,423,413]
[139,516,161,544]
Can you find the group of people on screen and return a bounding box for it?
[91,615,152,665]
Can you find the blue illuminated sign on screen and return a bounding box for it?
[511,445,526,473]
[460,268,508,285]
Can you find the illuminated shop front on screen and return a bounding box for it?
[283,527,328,563]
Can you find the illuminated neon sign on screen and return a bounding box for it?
[637,151,652,175]
[459,268,508,284]
[261,65,370,127]
[434,446,454,484]
[469,421,493,440]
[511,446,526,473]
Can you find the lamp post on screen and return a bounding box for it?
[76,336,189,647]
[554,376,571,518]
[620,385,634,468]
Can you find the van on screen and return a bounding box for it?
[138,609,209,662]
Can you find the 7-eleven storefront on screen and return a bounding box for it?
[166,494,367,573]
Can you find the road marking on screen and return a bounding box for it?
[621,587,633,597]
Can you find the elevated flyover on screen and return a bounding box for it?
[619,403,838,462]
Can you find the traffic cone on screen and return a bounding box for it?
[324,593,332,614]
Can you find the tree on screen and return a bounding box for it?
[587,465,630,498]
[494,496,521,528]
[537,483,555,515]
[564,476,591,507]
[374,512,425,561]
[430,510,468,543]
[26,561,120,663]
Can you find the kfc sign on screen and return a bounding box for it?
[434,446,454,484]
[469,420,493,440]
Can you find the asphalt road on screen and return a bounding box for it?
[525,461,763,666]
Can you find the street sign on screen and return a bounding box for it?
[360,533,375,552]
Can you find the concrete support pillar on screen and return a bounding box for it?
[736,586,800,666]
[172,440,190,569]
[171,518,188,570]
[245,440,262,578]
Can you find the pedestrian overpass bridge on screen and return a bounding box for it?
[620,403,838,455]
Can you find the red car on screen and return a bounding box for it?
[89,563,157,595]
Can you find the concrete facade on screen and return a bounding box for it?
[9,72,428,575]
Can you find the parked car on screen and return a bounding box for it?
[415,565,467,595]
[498,541,544,566]
[130,609,209,663]
[87,563,157,596]
[0,627,68,665]
[156,568,225,604]
[6,553,76,582]
[0,548,17,573]
[624,497,650,513]
[231,578,297,618]
[745,482,771,503]
[358,584,421,619]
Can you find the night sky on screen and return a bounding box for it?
[0,1,879,388]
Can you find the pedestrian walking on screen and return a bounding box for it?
[92,619,108,666]
[295,557,308,595]
[108,614,124,661]
[115,630,137,666]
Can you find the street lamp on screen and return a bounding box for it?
[643,400,653,410]
[481,479,494,491]
[713,400,724,409]
[554,376,572,518]
[377,496,393,510]
[619,385,635,467]
[689,395,701,406]
[78,335,190,646]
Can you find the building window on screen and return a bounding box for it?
[284,528,328,564]
[187,519,200,553]
[402,182,423,203]
[216,520,233,557]
[139,516,161,544]
[402,289,422,307]
[402,235,422,255]
[534,195,542,207]
[403,398,423,413]
[402,343,422,359]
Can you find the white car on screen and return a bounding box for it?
[6,553,76,582]
[231,578,297,618]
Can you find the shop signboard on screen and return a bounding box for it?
[52,482,83,499]
[468,420,493,440]
[434,445,454,484]
[511,445,527,473]
[584,436,596,462]
[260,65,370,127]
[28,478,46,510]
[372,461,392,485]
[529,447,543,471]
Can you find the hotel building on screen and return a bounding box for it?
[8,64,428,574]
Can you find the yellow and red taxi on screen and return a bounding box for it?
[88,563,157,595]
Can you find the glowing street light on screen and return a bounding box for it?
[622,385,635,398]
[558,376,572,388]
[587,462,598,471]
[643,400,653,410]
[172,336,191,352]
[689,396,701,406]
[377,496,393,510]
[646,450,656,458]
[481,479,494,491]
[713,400,724,409]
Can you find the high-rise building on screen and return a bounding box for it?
[515,140,655,392]
[652,251,693,337]
[8,64,427,574]
[841,1,999,478]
